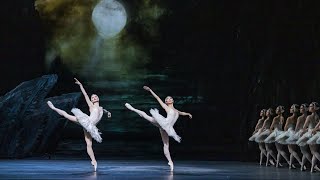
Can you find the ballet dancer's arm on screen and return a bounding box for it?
[259,119,269,133]
[294,116,302,132]
[103,109,112,118]
[143,86,169,111]
[252,119,263,134]
[74,78,93,107]
[301,116,311,134]
[283,117,290,131]
[178,111,192,119]
[269,117,277,131]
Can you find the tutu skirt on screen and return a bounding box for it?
[71,108,102,143]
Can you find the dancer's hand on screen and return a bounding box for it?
[188,113,192,119]
[143,86,151,91]
[74,78,82,86]
[312,129,317,135]
[107,112,112,118]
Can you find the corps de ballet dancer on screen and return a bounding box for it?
[249,109,270,165]
[297,102,320,172]
[125,86,192,171]
[47,78,111,171]
[264,106,290,167]
[275,104,301,169]
[255,108,277,166]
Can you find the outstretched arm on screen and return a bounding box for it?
[74,78,93,108]
[103,109,112,118]
[178,110,192,119]
[143,86,169,111]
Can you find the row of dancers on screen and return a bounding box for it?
[47,78,192,171]
[249,103,320,172]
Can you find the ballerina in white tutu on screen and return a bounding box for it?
[293,103,320,171]
[305,102,320,172]
[255,108,276,166]
[265,106,290,167]
[276,104,301,169]
[125,86,192,171]
[296,102,320,172]
[248,109,270,165]
[47,78,111,171]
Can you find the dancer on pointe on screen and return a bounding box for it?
[265,105,290,167]
[249,109,272,165]
[292,103,320,171]
[255,108,277,166]
[275,104,301,169]
[304,102,320,172]
[125,86,192,171]
[47,78,111,171]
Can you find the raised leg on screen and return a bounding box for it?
[84,129,97,171]
[160,128,174,171]
[47,101,77,122]
[125,103,158,125]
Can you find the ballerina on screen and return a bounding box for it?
[47,78,111,171]
[249,109,270,165]
[254,108,276,166]
[125,86,192,171]
[265,106,290,167]
[304,102,320,172]
[275,104,301,169]
[292,103,320,171]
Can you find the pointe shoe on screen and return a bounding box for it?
[47,101,55,109]
[125,103,134,111]
[269,159,275,166]
[315,165,320,171]
[91,161,97,172]
[289,164,296,169]
[168,162,174,171]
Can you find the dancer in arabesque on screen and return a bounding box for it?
[47,78,111,171]
[125,86,192,171]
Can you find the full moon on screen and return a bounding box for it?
[92,0,127,39]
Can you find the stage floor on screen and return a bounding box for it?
[0,159,319,179]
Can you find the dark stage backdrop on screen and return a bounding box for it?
[2,0,320,161]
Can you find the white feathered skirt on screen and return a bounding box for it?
[150,108,181,143]
[71,108,102,143]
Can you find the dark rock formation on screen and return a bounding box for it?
[0,74,81,158]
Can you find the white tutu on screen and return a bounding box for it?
[255,129,270,143]
[296,129,312,146]
[265,128,282,143]
[249,130,260,141]
[150,108,181,143]
[275,128,294,144]
[307,132,320,144]
[286,130,302,144]
[71,108,102,143]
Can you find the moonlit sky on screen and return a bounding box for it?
[35,0,167,80]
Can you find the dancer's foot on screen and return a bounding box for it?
[173,135,182,143]
[289,164,296,169]
[47,101,55,109]
[315,165,320,171]
[91,161,97,172]
[125,103,135,111]
[269,159,275,166]
[168,162,174,171]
